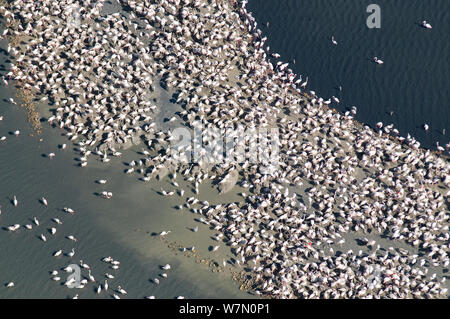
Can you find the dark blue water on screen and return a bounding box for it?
[247,0,450,151]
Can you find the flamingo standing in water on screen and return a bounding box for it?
[13,195,17,207]
[331,36,338,45]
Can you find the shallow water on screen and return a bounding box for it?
[247,0,449,151]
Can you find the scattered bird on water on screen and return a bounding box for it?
[53,250,62,257]
[63,266,74,273]
[423,124,429,131]
[13,195,17,207]
[161,264,171,270]
[331,36,338,45]
[373,57,384,64]
[5,282,14,288]
[41,197,48,206]
[8,97,16,105]
[64,207,75,215]
[7,224,20,232]
[33,216,39,226]
[67,248,75,258]
[80,260,90,269]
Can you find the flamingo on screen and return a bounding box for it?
[421,20,432,29]
[373,57,384,64]
[161,264,171,270]
[300,76,308,88]
[159,230,171,237]
[80,260,90,269]
[41,197,48,206]
[117,286,127,295]
[436,142,444,152]
[88,270,95,282]
[13,195,17,207]
[64,207,75,214]
[67,235,77,242]
[63,266,74,273]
